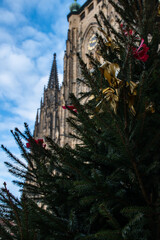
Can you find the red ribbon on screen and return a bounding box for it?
[62,105,77,113]
[132,38,149,62]
[120,24,149,62]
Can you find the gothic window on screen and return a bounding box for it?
[80,12,85,21]
[88,3,94,13]
[50,113,53,138]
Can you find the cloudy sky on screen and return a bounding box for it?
[0,0,85,197]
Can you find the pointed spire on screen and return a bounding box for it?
[40,97,43,108]
[48,53,59,90]
[35,109,39,125]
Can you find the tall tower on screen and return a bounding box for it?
[34,53,60,143]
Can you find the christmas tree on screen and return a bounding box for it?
[1,1,160,239]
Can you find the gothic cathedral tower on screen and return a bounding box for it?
[34,0,116,147]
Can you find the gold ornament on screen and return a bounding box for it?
[102,87,119,114]
[99,61,122,89]
[128,95,136,116]
[95,46,101,62]
[145,102,155,114]
[127,81,139,95]
[96,61,122,114]
[98,60,140,115]
[126,81,139,116]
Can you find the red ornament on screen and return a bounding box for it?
[132,38,149,62]
[62,105,77,113]
[26,139,46,148]
[120,24,149,62]
[26,143,31,148]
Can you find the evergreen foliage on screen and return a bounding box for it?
[0,183,39,240]
[0,1,160,239]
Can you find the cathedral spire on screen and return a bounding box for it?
[48,53,59,90]
[40,97,43,108]
[35,109,39,125]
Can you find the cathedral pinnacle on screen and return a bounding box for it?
[48,53,59,90]
[35,109,39,125]
[40,97,43,108]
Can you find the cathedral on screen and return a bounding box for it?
[34,0,116,147]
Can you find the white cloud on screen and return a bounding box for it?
[19,26,50,42]
[36,55,51,75]
[0,28,14,44]
[0,8,16,25]
[37,0,58,15]
[22,39,42,58]
[0,44,34,74]
[0,72,17,89]
[59,73,63,85]
[33,75,48,95]
[3,0,27,13]
[8,52,34,74]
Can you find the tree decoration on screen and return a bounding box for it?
[102,87,119,114]
[120,23,133,36]
[62,105,77,113]
[99,61,122,88]
[132,38,149,62]
[96,60,122,113]
[94,25,151,115]
[97,62,154,115]
[120,24,149,62]
[145,102,155,114]
[91,58,140,115]
[26,139,46,148]
[126,81,139,116]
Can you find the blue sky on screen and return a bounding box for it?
[0,0,85,197]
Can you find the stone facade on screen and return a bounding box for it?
[34,0,117,147]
